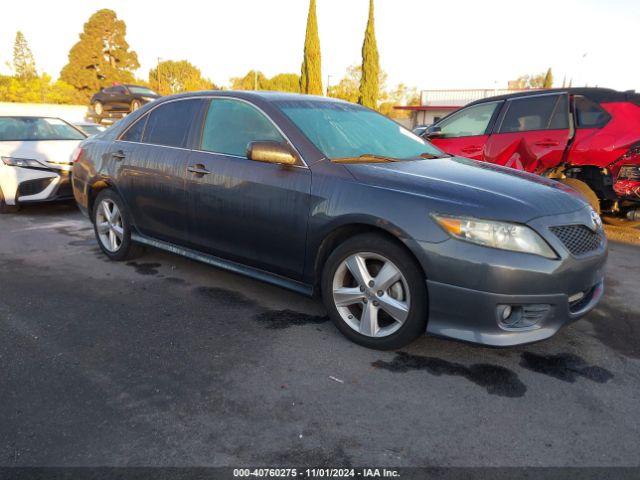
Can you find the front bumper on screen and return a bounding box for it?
[426,279,604,346]
[415,206,607,346]
[0,166,73,205]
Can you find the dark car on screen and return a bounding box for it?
[90,84,160,124]
[72,91,607,350]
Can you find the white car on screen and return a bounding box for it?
[74,121,107,137]
[0,116,86,213]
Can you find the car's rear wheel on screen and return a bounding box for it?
[93,190,144,261]
[321,234,428,350]
[130,99,141,112]
[559,178,601,214]
[0,186,19,214]
[93,101,104,116]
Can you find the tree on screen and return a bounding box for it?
[0,74,76,104]
[359,0,380,108]
[268,73,300,93]
[328,64,387,105]
[13,31,37,80]
[379,83,420,118]
[149,60,216,95]
[509,72,546,89]
[230,70,269,90]
[543,68,553,88]
[300,0,322,95]
[328,65,361,103]
[60,9,140,103]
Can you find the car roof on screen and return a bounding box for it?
[466,87,640,106]
[153,90,348,104]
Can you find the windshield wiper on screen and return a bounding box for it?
[332,153,400,164]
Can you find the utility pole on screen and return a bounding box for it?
[254,70,258,90]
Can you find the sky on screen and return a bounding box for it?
[1,0,639,93]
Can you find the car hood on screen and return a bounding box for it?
[0,140,81,171]
[344,156,588,223]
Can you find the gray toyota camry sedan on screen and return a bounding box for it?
[72,91,607,350]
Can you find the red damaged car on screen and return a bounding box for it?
[424,88,640,216]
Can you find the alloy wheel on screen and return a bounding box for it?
[332,252,410,338]
[96,199,124,252]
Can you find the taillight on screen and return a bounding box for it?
[70,147,83,163]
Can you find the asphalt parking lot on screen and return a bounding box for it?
[1,203,639,467]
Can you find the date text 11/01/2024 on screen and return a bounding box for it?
[232,468,400,478]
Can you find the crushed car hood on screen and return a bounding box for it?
[344,156,588,223]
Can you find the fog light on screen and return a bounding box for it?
[569,291,585,304]
[497,304,549,330]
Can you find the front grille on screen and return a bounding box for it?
[550,225,603,256]
[17,177,54,197]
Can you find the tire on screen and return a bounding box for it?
[93,189,144,261]
[0,186,19,214]
[559,178,601,214]
[93,101,104,116]
[130,99,141,112]
[321,233,428,350]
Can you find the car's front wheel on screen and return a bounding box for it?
[93,101,103,116]
[93,190,144,261]
[321,234,428,350]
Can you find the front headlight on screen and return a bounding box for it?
[1,156,47,168]
[432,214,557,259]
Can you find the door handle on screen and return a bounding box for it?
[534,140,560,147]
[112,150,126,160]
[461,145,482,153]
[187,164,211,175]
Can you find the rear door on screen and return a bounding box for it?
[429,101,502,160]
[115,98,204,244]
[185,97,311,280]
[484,93,571,173]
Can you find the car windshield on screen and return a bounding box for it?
[128,86,157,96]
[0,117,86,141]
[276,100,443,161]
[78,124,106,135]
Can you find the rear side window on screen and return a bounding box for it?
[143,99,201,148]
[121,117,147,142]
[437,102,499,138]
[499,95,569,133]
[574,96,610,128]
[200,99,284,157]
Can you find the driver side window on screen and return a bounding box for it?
[438,102,500,138]
[200,99,284,158]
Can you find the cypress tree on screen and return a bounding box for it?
[13,31,37,80]
[359,0,379,108]
[543,68,553,88]
[300,0,323,95]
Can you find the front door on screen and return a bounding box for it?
[483,93,571,174]
[185,98,311,280]
[116,98,203,244]
[429,101,502,160]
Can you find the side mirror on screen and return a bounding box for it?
[247,141,297,166]
[425,126,443,139]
